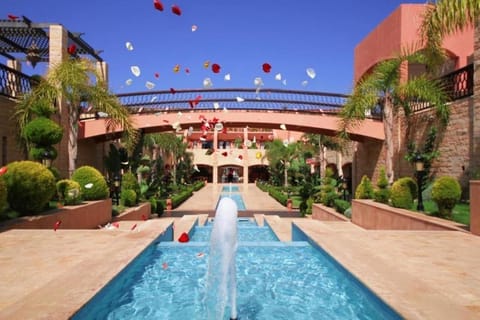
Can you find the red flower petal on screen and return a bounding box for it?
[67,44,77,55]
[262,63,272,73]
[211,63,221,74]
[171,5,182,16]
[53,220,62,232]
[178,232,189,242]
[0,166,7,176]
[153,0,164,11]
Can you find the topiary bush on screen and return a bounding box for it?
[374,167,390,204]
[56,179,82,205]
[431,176,461,218]
[121,171,140,198]
[23,117,63,146]
[3,161,56,215]
[355,175,374,199]
[71,166,109,200]
[390,178,414,209]
[318,168,339,207]
[121,189,137,207]
[0,177,7,213]
[396,177,417,200]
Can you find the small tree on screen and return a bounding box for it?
[374,167,390,204]
[355,175,375,199]
[431,176,461,218]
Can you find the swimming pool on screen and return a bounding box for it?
[217,193,246,210]
[222,185,239,192]
[72,222,401,319]
[191,222,278,242]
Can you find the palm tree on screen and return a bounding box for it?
[421,0,480,69]
[148,132,189,185]
[264,139,299,187]
[300,133,344,178]
[339,51,449,184]
[14,58,138,176]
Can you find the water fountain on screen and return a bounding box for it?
[205,197,238,320]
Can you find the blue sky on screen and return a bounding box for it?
[2,0,428,94]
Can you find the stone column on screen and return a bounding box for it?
[212,126,218,184]
[49,25,70,177]
[243,127,249,185]
[469,181,480,236]
[6,59,21,97]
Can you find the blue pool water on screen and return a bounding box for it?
[191,224,278,242]
[73,222,401,320]
[222,185,239,192]
[217,193,246,210]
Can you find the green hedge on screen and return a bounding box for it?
[431,176,461,218]
[171,188,194,208]
[268,188,288,206]
[3,161,56,215]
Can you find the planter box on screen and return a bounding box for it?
[113,202,151,221]
[3,199,112,230]
[351,199,468,232]
[470,180,480,236]
[312,203,350,221]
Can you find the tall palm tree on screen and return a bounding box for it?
[421,0,480,69]
[339,51,449,184]
[14,58,138,176]
[300,133,344,178]
[149,132,188,185]
[265,139,299,187]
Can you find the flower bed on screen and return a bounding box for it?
[351,199,468,232]
[1,199,112,231]
[113,202,151,221]
[311,203,350,222]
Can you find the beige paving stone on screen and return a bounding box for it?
[0,185,479,319]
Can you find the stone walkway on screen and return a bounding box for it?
[0,183,479,319]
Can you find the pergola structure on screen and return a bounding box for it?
[0,16,102,67]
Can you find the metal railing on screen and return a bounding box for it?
[116,88,350,115]
[0,63,36,98]
[411,64,474,113]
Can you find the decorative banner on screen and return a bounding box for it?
[256,151,262,159]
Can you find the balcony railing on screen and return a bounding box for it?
[0,63,37,99]
[411,64,474,113]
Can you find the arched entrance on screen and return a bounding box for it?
[248,165,269,183]
[218,165,243,183]
[192,165,213,183]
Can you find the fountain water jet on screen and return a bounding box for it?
[205,197,238,320]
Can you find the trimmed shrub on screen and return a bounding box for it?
[268,187,288,206]
[390,179,414,209]
[193,180,205,191]
[23,117,63,145]
[431,176,461,218]
[396,177,417,200]
[374,167,390,204]
[3,161,56,215]
[71,166,109,200]
[121,172,140,197]
[149,197,157,214]
[319,168,339,207]
[0,177,7,213]
[56,179,82,205]
[29,145,58,162]
[121,189,137,207]
[334,199,351,215]
[355,175,374,199]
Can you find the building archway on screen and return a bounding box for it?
[248,165,269,183]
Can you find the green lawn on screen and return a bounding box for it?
[413,200,470,226]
